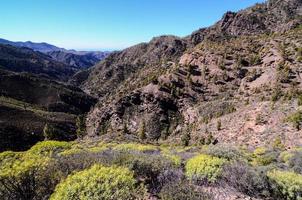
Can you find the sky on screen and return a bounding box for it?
[1,0,265,51]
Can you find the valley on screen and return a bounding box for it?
[0,0,302,199]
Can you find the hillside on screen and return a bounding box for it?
[1,1,302,200]
[83,0,302,148]
[0,44,76,81]
[0,38,111,69]
[0,69,96,151]
[46,50,110,69]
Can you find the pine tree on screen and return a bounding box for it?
[76,115,86,139]
[139,120,146,140]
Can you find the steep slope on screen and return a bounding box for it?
[84,0,302,147]
[83,36,187,97]
[188,0,302,45]
[0,69,97,151]
[46,50,109,69]
[0,44,76,81]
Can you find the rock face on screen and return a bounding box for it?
[84,36,187,97]
[83,0,302,147]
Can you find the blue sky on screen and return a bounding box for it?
[1,0,265,50]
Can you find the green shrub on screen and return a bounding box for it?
[76,115,86,139]
[27,141,72,157]
[217,120,222,131]
[298,95,302,106]
[161,149,182,167]
[50,164,146,200]
[185,154,226,182]
[267,170,302,200]
[43,123,66,140]
[288,150,302,174]
[0,152,50,200]
[181,133,191,146]
[138,120,147,140]
[113,143,158,152]
[203,144,245,161]
[287,111,302,130]
[251,147,278,166]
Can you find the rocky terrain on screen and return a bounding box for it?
[0,43,97,151]
[1,1,302,200]
[82,0,302,148]
[0,68,96,151]
[46,50,109,69]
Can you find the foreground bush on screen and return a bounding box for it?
[185,154,226,182]
[203,144,245,161]
[27,140,72,157]
[159,180,213,200]
[112,143,158,152]
[0,151,50,200]
[268,170,302,200]
[50,164,146,200]
[220,162,270,198]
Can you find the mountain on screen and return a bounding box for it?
[0,38,65,52]
[0,44,77,81]
[82,0,302,147]
[0,44,99,151]
[0,68,97,151]
[0,38,111,69]
[46,50,110,69]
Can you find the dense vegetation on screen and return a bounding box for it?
[0,140,301,199]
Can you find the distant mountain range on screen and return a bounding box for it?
[0,38,111,69]
[0,38,65,52]
[0,44,76,81]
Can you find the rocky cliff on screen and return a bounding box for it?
[83,0,302,147]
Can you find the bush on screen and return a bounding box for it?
[159,180,213,200]
[203,144,245,161]
[27,140,72,157]
[288,150,302,174]
[267,170,302,200]
[113,143,158,152]
[185,154,226,182]
[220,162,270,198]
[251,147,279,166]
[287,111,302,130]
[43,123,67,140]
[109,150,174,191]
[181,133,191,146]
[161,150,182,167]
[76,115,86,139]
[0,152,51,200]
[298,95,302,106]
[50,164,146,200]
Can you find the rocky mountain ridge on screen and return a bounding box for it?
[83,0,302,147]
[0,44,76,81]
[0,38,111,69]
